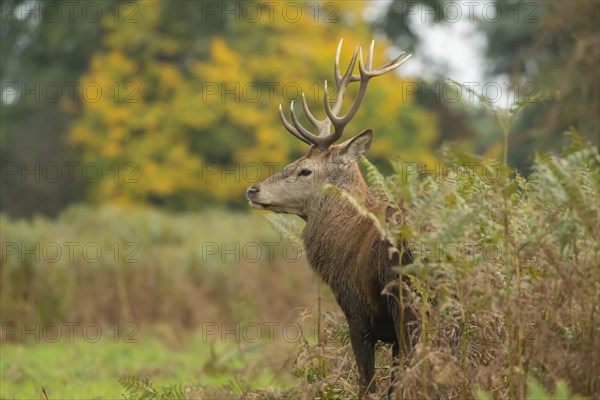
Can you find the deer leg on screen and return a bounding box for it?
[349,328,376,397]
[388,292,419,361]
[387,341,401,398]
[392,340,400,367]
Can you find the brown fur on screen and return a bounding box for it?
[302,163,417,396]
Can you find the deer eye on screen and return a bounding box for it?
[298,169,312,177]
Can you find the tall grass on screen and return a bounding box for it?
[0,206,317,335]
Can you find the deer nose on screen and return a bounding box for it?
[246,186,259,197]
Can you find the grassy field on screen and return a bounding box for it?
[0,206,343,399]
[0,207,321,398]
[1,332,299,398]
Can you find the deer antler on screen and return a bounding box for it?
[279,39,411,150]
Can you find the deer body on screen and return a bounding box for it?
[246,40,417,396]
[303,181,405,392]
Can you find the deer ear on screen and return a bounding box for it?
[338,129,372,163]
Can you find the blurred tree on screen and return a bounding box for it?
[70,1,439,209]
[377,0,486,151]
[0,0,228,215]
[481,1,600,163]
[380,0,600,165]
[0,0,106,217]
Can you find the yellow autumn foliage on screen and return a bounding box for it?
[69,1,439,209]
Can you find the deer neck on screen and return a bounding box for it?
[302,168,380,284]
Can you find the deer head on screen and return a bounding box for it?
[246,39,410,219]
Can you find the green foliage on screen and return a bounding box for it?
[361,156,398,210]
[120,374,256,400]
[288,312,358,400]
[120,375,180,400]
[0,332,284,399]
[379,131,597,398]
[322,312,350,348]
[477,377,586,400]
[526,379,586,400]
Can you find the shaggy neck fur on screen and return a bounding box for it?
[302,164,382,289]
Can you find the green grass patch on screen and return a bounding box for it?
[1,333,295,399]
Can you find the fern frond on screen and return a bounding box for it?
[162,382,195,400]
[218,377,250,395]
[323,312,350,346]
[543,155,597,237]
[563,127,588,155]
[119,375,166,400]
[361,156,398,209]
[266,214,304,252]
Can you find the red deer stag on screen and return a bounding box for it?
[246,39,418,397]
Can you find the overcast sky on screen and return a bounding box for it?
[364,1,487,83]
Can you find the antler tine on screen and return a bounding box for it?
[325,41,411,148]
[301,92,327,133]
[290,100,324,144]
[334,38,344,84]
[369,53,411,76]
[335,41,361,85]
[323,80,338,129]
[331,43,361,114]
[367,40,374,70]
[360,43,411,78]
[325,46,369,131]
[324,54,368,138]
[340,44,361,85]
[348,40,375,81]
[322,78,351,147]
[322,80,339,140]
[379,50,408,69]
[326,44,360,128]
[279,104,312,145]
[278,39,411,150]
